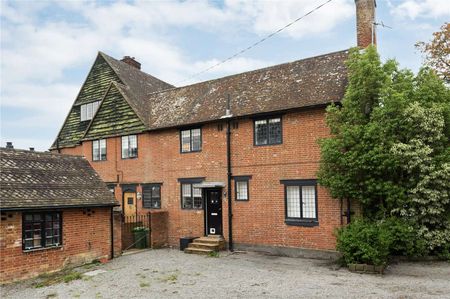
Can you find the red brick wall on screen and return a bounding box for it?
[0,208,118,283]
[59,108,343,252]
[149,211,168,248]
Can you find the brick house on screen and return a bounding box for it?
[51,1,375,256]
[0,148,120,283]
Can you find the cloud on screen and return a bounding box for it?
[227,0,354,39]
[0,0,355,150]
[390,0,450,19]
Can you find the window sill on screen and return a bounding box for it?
[285,219,319,227]
[121,157,138,160]
[23,245,62,253]
[254,143,282,147]
[92,160,107,163]
[180,150,202,154]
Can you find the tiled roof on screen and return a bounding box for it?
[51,53,173,149]
[0,148,118,210]
[146,50,349,130]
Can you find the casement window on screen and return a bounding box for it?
[181,183,203,209]
[180,128,202,153]
[80,101,100,121]
[142,184,161,209]
[234,176,251,201]
[281,179,318,226]
[121,135,138,159]
[254,117,282,146]
[92,139,107,161]
[22,212,62,250]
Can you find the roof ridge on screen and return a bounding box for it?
[145,49,350,98]
[99,51,174,88]
[0,147,85,159]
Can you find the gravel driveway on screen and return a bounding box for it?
[2,249,449,299]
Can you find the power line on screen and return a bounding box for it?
[176,0,335,85]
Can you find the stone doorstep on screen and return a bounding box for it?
[184,247,214,255]
[189,242,220,251]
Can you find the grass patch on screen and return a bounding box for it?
[46,293,57,298]
[208,251,219,258]
[63,272,82,283]
[140,282,150,288]
[33,269,83,288]
[83,259,101,270]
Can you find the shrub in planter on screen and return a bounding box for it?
[337,218,429,266]
[336,219,391,266]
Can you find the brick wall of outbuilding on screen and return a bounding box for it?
[59,108,346,252]
[0,208,119,283]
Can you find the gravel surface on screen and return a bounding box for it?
[1,249,449,299]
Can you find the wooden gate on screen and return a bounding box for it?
[121,214,151,251]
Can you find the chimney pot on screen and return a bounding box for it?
[6,142,13,149]
[29,147,35,151]
[355,0,376,48]
[121,56,141,70]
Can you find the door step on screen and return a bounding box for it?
[184,235,225,255]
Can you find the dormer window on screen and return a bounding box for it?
[80,101,100,121]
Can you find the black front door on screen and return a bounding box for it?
[206,189,222,235]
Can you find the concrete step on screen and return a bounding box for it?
[184,247,214,255]
[189,242,220,251]
[195,237,225,245]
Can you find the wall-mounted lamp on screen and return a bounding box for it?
[137,192,142,200]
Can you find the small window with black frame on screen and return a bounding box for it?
[92,139,107,161]
[254,117,282,146]
[180,128,202,153]
[142,184,161,209]
[181,183,203,209]
[234,176,250,201]
[281,179,318,226]
[121,135,138,159]
[22,212,62,250]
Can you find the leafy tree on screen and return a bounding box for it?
[416,23,450,83]
[319,46,450,256]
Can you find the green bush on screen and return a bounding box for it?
[337,219,390,266]
[336,218,427,266]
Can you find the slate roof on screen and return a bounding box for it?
[145,50,349,130]
[0,148,118,210]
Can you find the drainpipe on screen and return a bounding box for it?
[226,119,233,252]
[221,94,234,252]
[110,206,114,259]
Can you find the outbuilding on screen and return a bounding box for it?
[0,148,120,283]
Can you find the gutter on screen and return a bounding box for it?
[0,203,119,212]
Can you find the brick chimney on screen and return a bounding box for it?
[355,0,376,48]
[121,56,141,70]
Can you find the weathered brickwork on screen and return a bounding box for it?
[59,108,344,252]
[0,208,119,283]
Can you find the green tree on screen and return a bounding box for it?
[318,46,450,255]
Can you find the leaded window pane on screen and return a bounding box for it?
[100,139,107,160]
[286,186,301,218]
[255,120,268,145]
[302,186,316,219]
[268,118,281,144]
[236,181,248,200]
[191,129,201,151]
[93,140,100,161]
[81,104,87,121]
[182,184,192,209]
[193,187,202,208]
[121,136,128,158]
[129,135,138,158]
[181,130,191,152]
[23,212,61,250]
